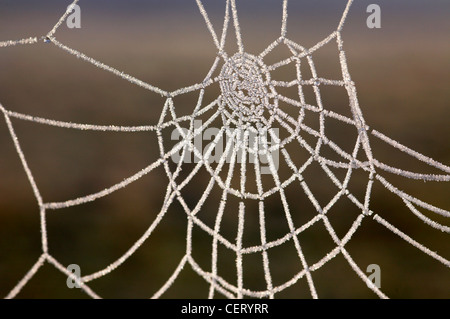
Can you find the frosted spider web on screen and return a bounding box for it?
[1,0,449,299]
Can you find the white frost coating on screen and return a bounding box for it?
[1,0,448,299]
[0,37,38,48]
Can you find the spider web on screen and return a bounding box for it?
[1,0,449,299]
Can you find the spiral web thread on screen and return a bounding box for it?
[2,0,449,299]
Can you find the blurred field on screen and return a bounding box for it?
[0,1,449,298]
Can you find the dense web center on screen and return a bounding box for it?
[219,52,277,126]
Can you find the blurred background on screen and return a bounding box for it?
[0,0,449,298]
